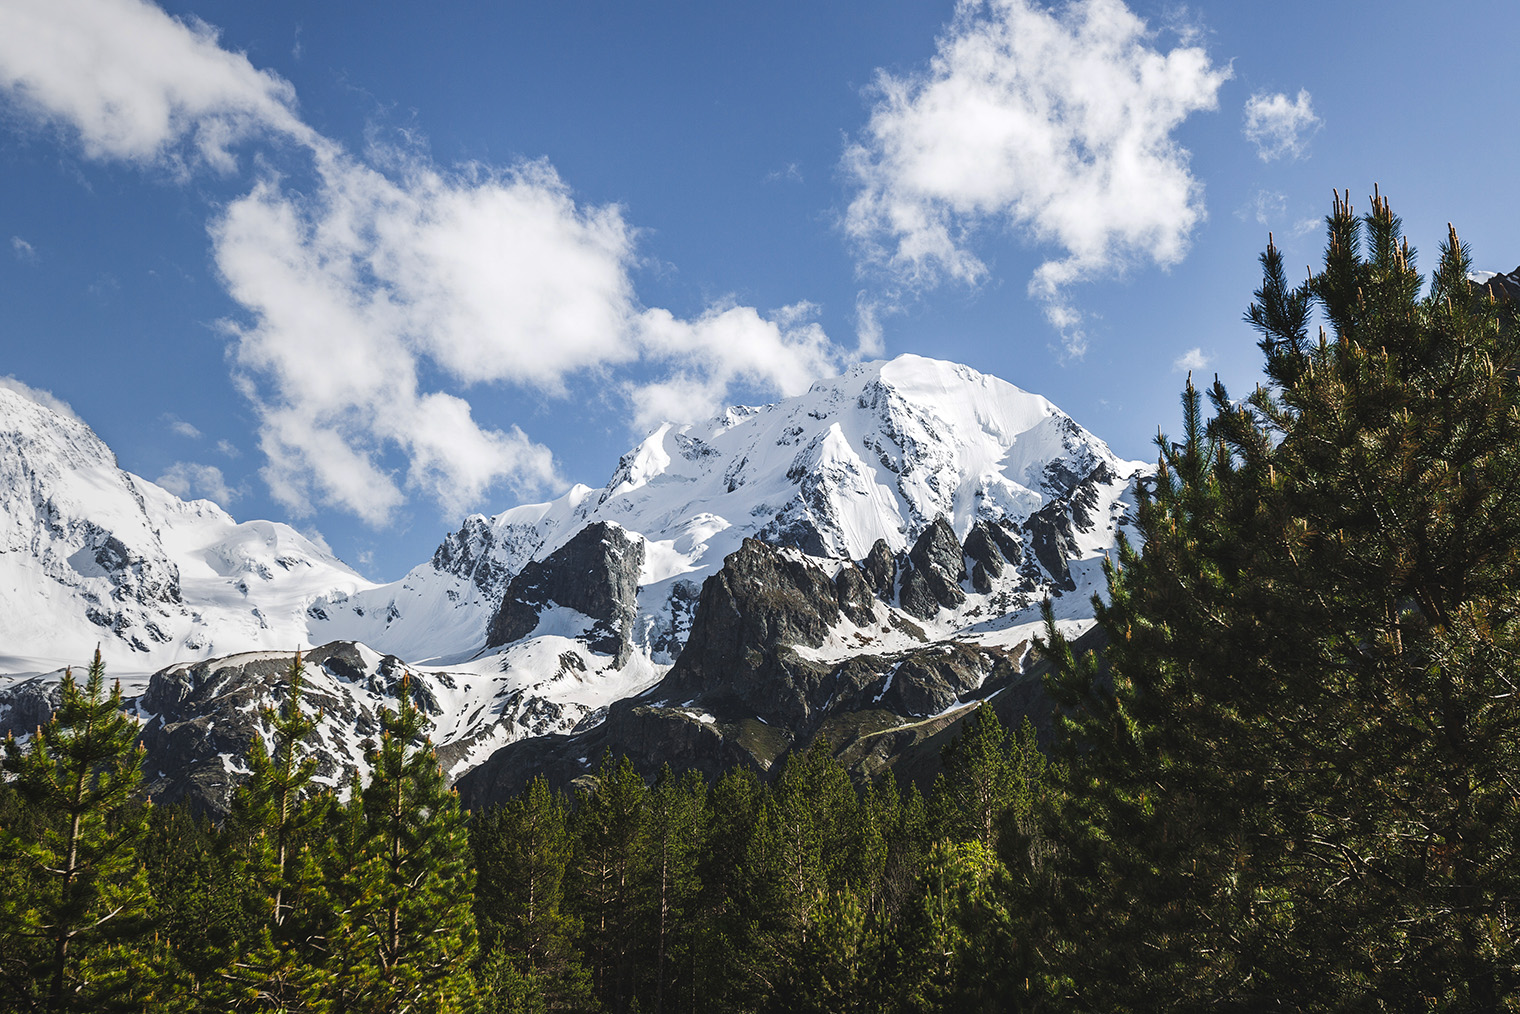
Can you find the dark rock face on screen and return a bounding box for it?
[1480,265,1520,303]
[964,520,1023,594]
[899,517,968,619]
[1021,462,1118,593]
[835,565,878,627]
[658,538,841,720]
[0,676,64,739]
[1022,501,1077,591]
[485,522,645,665]
[456,536,1032,809]
[861,538,897,599]
[136,641,416,816]
[431,515,511,596]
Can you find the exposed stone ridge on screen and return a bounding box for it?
[137,641,417,816]
[456,536,1031,808]
[899,517,968,620]
[1021,461,1118,592]
[484,521,645,665]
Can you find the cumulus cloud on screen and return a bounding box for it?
[155,460,237,504]
[1243,89,1319,162]
[0,0,317,173]
[844,0,1230,358]
[1,0,850,526]
[0,375,81,423]
[1173,346,1209,373]
[10,236,36,260]
[630,302,839,430]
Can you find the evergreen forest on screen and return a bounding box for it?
[4,192,1520,1011]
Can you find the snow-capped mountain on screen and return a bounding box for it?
[0,382,372,677]
[311,354,1144,662]
[1,355,1148,809]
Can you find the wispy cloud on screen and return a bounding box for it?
[0,0,850,526]
[0,375,81,422]
[1243,89,1320,162]
[163,413,201,439]
[1240,189,1323,240]
[0,0,318,174]
[154,460,238,505]
[765,162,803,184]
[10,235,36,261]
[843,0,1230,360]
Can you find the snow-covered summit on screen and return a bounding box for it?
[0,381,372,677]
[2,355,1143,682]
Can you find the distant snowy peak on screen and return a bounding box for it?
[0,384,369,674]
[1,354,1142,682]
[565,354,1140,565]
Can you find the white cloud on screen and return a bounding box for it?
[2,0,851,526]
[630,302,840,430]
[0,0,317,173]
[163,413,201,438]
[155,460,236,505]
[765,162,804,184]
[10,236,36,260]
[844,0,1230,359]
[0,375,81,423]
[1173,346,1209,373]
[1243,89,1319,162]
[1247,189,1286,227]
[854,294,886,358]
[216,438,240,458]
[207,126,842,523]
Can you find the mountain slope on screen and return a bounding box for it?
[2,355,1147,809]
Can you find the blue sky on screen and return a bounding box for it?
[2,0,1518,580]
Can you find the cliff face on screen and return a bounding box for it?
[485,522,645,666]
[457,534,1032,809]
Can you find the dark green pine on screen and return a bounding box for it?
[336,674,478,1013]
[0,649,166,1012]
[1038,190,1520,1009]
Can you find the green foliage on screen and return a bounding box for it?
[0,649,159,1012]
[218,650,335,1009]
[342,675,478,1013]
[1041,190,1520,1008]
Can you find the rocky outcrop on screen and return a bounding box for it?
[963,520,1023,594]
[0,675,64,739]
[136,642,412,815]
[899,517,968,619]
[861,539,898,599]
[133,640,556,817]
[456,536,1032,807]
[1022,461,1120,592]
[1479,265,1520,303]
[485,522,645,665]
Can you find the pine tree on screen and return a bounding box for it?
[687,766,764,1014]
[472,776,593,1012]
[0,649,162,1012]
[567,751,647,1014]
[1040,190,1520,1007]
[220,650,334,1009]
[929,705,1046,855]
[640,766,706,1014]
[333,676,478,1013]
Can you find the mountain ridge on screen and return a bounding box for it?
[1,354,1147,810]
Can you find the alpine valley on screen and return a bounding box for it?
[0,355,1146,813]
